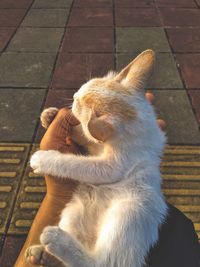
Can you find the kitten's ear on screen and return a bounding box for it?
[115,49,155,90]
[88,115,114,142]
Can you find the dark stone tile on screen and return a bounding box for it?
[7,28,64,52]
[153,90,200,144]
[116,53,183,88]
[167,28,200,53]
[159,8,200,26]
[156,0,197,7]
[74,0,112,7]
[52,53,114,89]
[0,89,46,142]
[35,89,77,143]
[116,27,171,52]
[0,0,32,8]
[0,52,56,88]
[0,236,26,267]
[188,90,200,126]
[32,0,73,8]
[114,0,154,7]
[115,8,161,27]
[45,89,76,108]
[22,9,69,27]
[0,9,27,27]
[68,8,113,27]
[61,27,114,53]
[176,54,200,89]
[0,28,15,52]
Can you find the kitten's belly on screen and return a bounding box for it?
[58,184,111,249]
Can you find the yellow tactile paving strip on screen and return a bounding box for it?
[3,144,200,239]
[0,143,30,234]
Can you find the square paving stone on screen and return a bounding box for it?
[153,90,200,144]
[115,8,161,27]
[35,89,77,143]
[167,28,200,53]
[114,0,154,7]
[116,53,183,88]
[116,27,171,52]
[0,52,56,88]
[155,0,197,7]
[159,8,200,26]
[176,54,200,89]
[188,90,200,126]
[0,28,15,52]
[0,89,46,142]
[0,0,32,8]
[68,8,113,27]
[52,53,114,89]
[61,27,114,53]
[74,0,112,7]
[7,28,64,52]
[22,9,69,27]
[32,0,73,8]
[0,9,27,27]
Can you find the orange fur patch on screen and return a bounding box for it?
[81,92,136,121]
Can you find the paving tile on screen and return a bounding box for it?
[116,27,171,52]
[68,8,113,27]
[52,53,114,89]
[0,52,56,88]
[116,53,183,88]
[155,0,197,7]
[0,0,32,8]
[115,8,161,27]
[153,90,200,144]
[0,236,26,267]
[0,143,30,235]
[188,90,200,126]
[0,9,27,27]
[61,27,114,53]
[7,28,64,52]
[74,0,112,7]
[0,28,15,52]
[167,28,200,53]
[8,145,45,234]
[22,9,69,27]
[0,89,46,142]
[114,0,154,7]
[159,8,200,26]
[35,89,77,143]
[176,54,200,89]
[32,0,73,8]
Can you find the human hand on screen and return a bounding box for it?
[145,92,166,130]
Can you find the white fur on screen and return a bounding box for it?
[30,50,168,267]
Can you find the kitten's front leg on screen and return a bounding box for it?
[30,150,122,184]
[40,226,94,267]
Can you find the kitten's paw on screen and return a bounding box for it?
[40,226,68,257]
[30,150,60,175]
[25,245,65,267]
[41,107,58,129]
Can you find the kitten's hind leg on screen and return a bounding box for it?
[25,245,67,267]
[40,107,59,129]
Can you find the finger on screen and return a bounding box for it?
[145,92,154,103]
[157,119,166,130]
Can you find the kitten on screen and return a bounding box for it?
[27,49,168,267]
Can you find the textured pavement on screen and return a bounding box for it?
[0,0,200,265]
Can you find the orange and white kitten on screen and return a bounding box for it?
[30,50,167,267]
